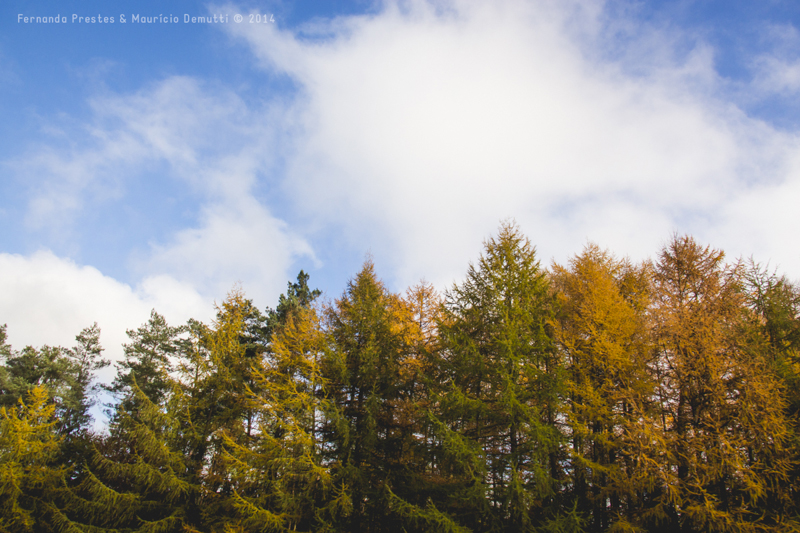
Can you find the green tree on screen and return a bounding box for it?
[435,222,565,532]
[322,260,432,533]
[107,310,187,408]
[0,324,108,437]
[72,380,199,533]
[743,262,800,519]
[265,271,323,339]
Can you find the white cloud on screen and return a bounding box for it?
[0,250,211,384]
[13,76,314,305]
[754,56,800,95]
[223,0,800,286]
[145,195,314,306]
[0,251,213,430]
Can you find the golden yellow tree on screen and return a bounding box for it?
[552,245,665,531]
[0,386,65,532]
[223,304,335,532]
[651,235,795,532]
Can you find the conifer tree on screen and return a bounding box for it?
[551,245,661,531]
[0,386,65,532]
[0,344,77,427]
[398,282,447,500]
[265,271,323,338]
[743,263,800,519]
[75,379,200,533]
[435,222,565,532]
[651,235,795,532]
[223,304,335,532]
[107,310,187,409]
[59,311,197,532]
[322,260,431,533]
[0,324,108,438]
[63,324,109,436]
[170,290,263,529]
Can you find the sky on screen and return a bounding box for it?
[2,0,800,410]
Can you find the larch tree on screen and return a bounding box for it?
[220,272,336,533]
[651,235,795,532]
[0,386,65,532]
[551,245,662,531]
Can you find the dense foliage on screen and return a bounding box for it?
[2,225,800,532]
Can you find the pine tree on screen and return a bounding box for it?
[107,310,187,408]
[265,271,323,339]
[171,290,263,530]
[63,324,110,436]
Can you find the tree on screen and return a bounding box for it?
[224,304,335,532]
[0,324,109,437]
[0,386,65,532]
[73,380,199,533]
[551,245,662,531]
[435,222,565,532]
[743,262,800,518]
[651,235,795,532]
[107,310,187,408]
[322,260,431,533]
[62,324,109,436]
[265,271,323,339]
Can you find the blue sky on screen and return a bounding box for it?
[2,0,800,395]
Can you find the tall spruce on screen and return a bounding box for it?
[436,222,565,532]
[322,260,430,533]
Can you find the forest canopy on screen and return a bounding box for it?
[2,223,800,533]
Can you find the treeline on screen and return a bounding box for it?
[2,223,800,532]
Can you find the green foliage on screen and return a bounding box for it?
[265,270,323,339]
[107,310,187,407]
[83,379,200,532]
[436,221,564,532]
[6,227,800,533]
[322,259,431,533]
[0,324,109,437]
